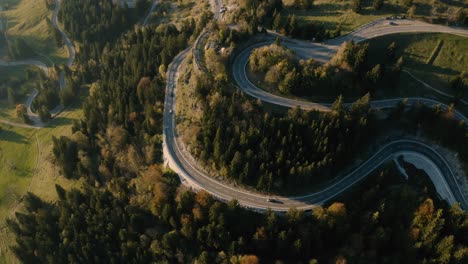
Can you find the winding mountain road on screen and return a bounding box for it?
[163,11,468,211]
[2,1,465,212]
[0,0,75,127]
[233,19,468,122]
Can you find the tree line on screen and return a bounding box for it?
[191,66,374,191]
[53,15,203,185]
[250,41,404,98]
[58,0,149,64]
[7,1,467,263]
[388,100,468,166]
[30,68,61,122]
[8,163,468,263]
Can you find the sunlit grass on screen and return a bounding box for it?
[0,106,83,263]
[1,0,68,65]
[367,33,468,102]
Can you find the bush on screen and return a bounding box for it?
[352,0,362,13]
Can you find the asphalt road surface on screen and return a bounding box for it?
[2,1,465,212]
[164,16,468,211]
[233,20,468,122]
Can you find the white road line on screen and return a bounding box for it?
[166,14,468,211]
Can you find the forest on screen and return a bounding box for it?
[30,68,61,122]
[9,165,468,263]
[7,39,36,60]
[52,21,202,183]
[0,66,60,122]
[58,0,148,64]
[232,0,329,40]
[6,0,467,263]
[232,0,467,40]
[249,41,401,98]
[192,80,373,191]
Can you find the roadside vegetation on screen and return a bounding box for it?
[8,162,468,263]
[227,0,467,40]
[191,86,374,191]
[0,65,70,123]
[386,101,468,172]
[249,41,399,98]
[146,0,212,28]
[3,1,467,263]
[248,33,467,113]
[0,66,39,121]
[281,0,466,37]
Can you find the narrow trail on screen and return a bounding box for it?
[0,0,75,128]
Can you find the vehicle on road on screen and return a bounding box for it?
[267,198,282,203]
[166,13,468,212]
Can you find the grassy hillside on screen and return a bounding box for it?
[0,107,83,263]
[0,0,68,65]
[282,0,466,34]
[367,33,468,102]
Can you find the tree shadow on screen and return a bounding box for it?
[0,129,28,143]
[438,0,467,8]
[285,3,343,18]
[415,3,433,17]
[47,116,74,128]
[361,3,407,16]
[410,62,460,76]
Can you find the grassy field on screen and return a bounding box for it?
[282,0,392,34]
[0,0,68,65]
[367,33,468,102]
[0,107,83,263]
[282,0,465,35]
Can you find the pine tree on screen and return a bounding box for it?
[373,0,384,10]
[352,0,362,13]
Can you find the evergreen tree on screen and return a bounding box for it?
[352,0,362,13]
[373,0,384,10]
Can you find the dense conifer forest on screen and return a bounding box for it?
[9,166,468,263]
[193,83,373,191]
[58,0,150,63]
[249,41,401,97]
[52,21,202,182]
[6,1,467,263]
